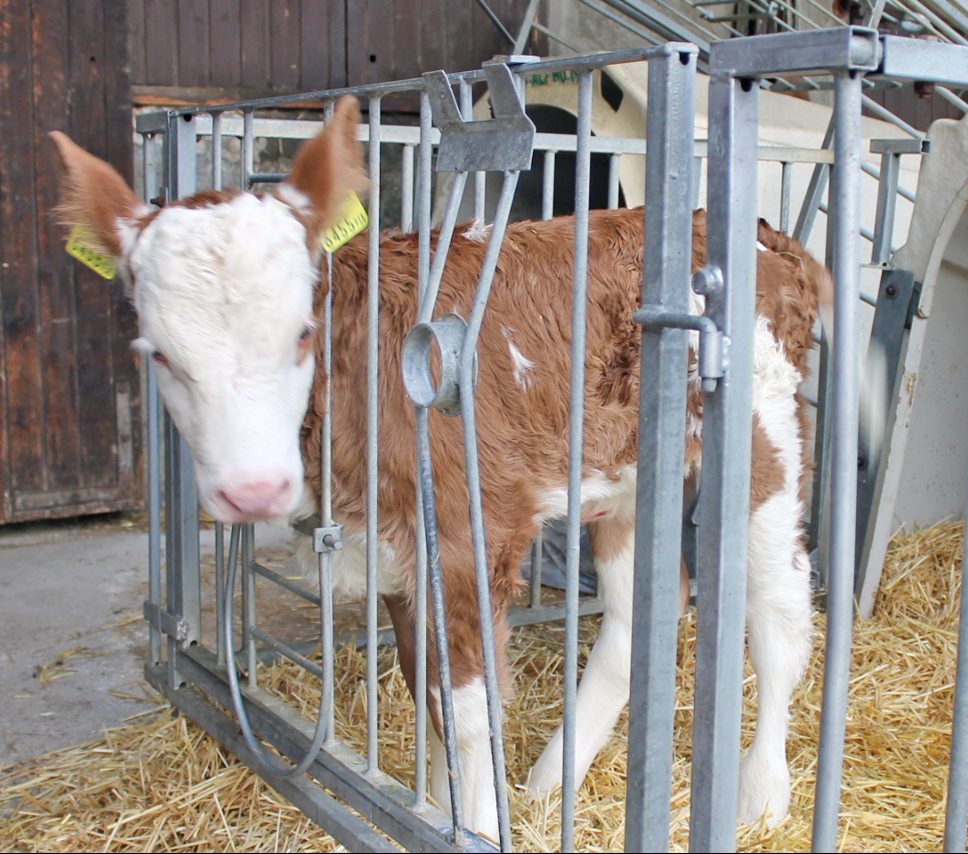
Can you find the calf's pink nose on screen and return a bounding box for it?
[218,479,292,519]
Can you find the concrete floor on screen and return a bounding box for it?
[0,516,292,764]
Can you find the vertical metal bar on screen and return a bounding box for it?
[529,532,543,609]
[944,506,968,852]
[242,110,254,189]
[793,118,834,244]
[460,80,483,226]
[401,144,415,233]
[561,70,593,854]
[870,150,900,266]
[625,46,696,853]
[164,112,201,690]
[542,150,556,220]
[215,523,226,668]
[147,362,161,666]
[690,71,759,853]
[458,172,521,853]
[414,90,433,809]
[812,70,864,853]
[513,0,541,53]
[414,406,465,839]
[242,523,256,689]
[211,112,222,191]
[780,160,791,234]
[366,95,382,775]
[607,153,620,209]
[692,154,703,210]
[321,249,337,743]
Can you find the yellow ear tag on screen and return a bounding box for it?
[66,225,116,280]
[320,192,368,253]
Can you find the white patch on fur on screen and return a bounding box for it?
[130,192,318,522]
[429,680,499,841]
[501,326,534,389]
[757,240,768,252]
[533,465,636,527]
[462,220,492,243]
[738,318,813,826]
[528,524,635,797]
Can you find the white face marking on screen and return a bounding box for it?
[130,193,318,522]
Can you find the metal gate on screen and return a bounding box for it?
[137,28,968,852]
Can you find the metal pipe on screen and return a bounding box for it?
[812,70,864,853]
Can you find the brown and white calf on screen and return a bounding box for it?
[52,96,825,839]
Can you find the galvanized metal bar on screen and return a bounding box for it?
[561,70,593,853]
[215,523,225,668]
[320,243,337,744]
[812,69,864,853]
[780,160,791,234]
[417,172,470,323]
[709,26,879,77]
[689,69,759,853]
[879,33,968,87]
[513,0,542,53]
[529,532,543,609]
[413,89,433,810]
[459,79,486,226]
[458,171,522,853]
[243,523,257,689]
[146,362,161,667]
[607,153,620,209]
[211,112,222,190]
[870,148,901,266]
[414,405,466,840]
[402,145,415,233]
[366,95,382,775]
[542,150,556,220]
[164,111,201,690]
[793,119,834,244]
[944,494,968,852]
[624,45,696,854]
[242,110,254,188]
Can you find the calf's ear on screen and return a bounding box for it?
[49,131,144,258]
[283,96,368,244]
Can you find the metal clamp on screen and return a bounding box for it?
[402,313,477,416]
[423,63,535,173]
[313,523,343,554]
[143,600,191,645]
[633,267,725,393]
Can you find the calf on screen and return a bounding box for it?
[52,96,825,840]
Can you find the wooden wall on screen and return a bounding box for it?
[128,0,534,103]
[0,0,141,523]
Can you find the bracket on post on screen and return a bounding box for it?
[423,64,535,173]
[633,265,726,392]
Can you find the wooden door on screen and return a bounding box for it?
[0,0,141,523]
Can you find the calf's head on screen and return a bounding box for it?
[51,97,366,523]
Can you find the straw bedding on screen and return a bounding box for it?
[1,520,964,852]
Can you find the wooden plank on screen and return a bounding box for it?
[32,0,81,495]
[392,0,419,81]
[419,0,448,74]
[0,0,46,504]
[128,0,146,84]
[240,0,269,89]
[67,0,118,489]
[299,0,328,90]
[209,0,241,88]
[366,0,394,84]
[144,0,178,86]
[269,0,300,90]
[177,0,210,87]
[345,0,367,86]
[447,0,474,73]
[327,0,347,90]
